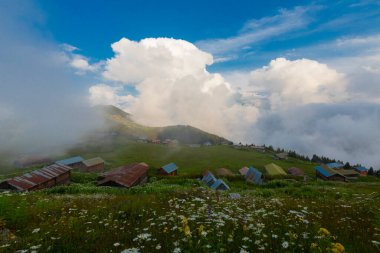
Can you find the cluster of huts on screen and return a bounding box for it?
[314,163,368,181]
[0,156,105,191]
[0,156,181,192]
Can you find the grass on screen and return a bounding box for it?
[1,142,380,252]
[64,141,318,178]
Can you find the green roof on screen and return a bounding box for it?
[265,163,287,176]
[83,157,105,167]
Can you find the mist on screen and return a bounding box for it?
[0,1,104,164]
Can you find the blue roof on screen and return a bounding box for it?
[314,165,337,177]
[202,172,217,186]
[326,162,344,169]
[355,166,368,172]
[245,166,263,185]
[56,156,83,165]
[161,163,178,174]
[210,179,230,191]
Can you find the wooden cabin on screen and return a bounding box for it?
[157,163,178,176]
[81,157,105,172]
[0,164,72,191]
[97,163,149,188]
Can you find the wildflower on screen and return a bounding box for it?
[198,224,204,234]
[240,249,249,253]
[114,242,121,247]
[32,228,40,233]
[121,248,140,253]
[272,234,278,238]
[319,228,330,237]
[331,242,345,253]
[282,241,289,249]
[372,240,380,245]
[30,245,42,250]
[156,244,161,250]
[173,247,181,253]
[183,225,191,237]
[0,244,10,248]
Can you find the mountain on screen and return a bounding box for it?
[95,105,231,145]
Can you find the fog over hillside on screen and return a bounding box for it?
[0,1,104,162]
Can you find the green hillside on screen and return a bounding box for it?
[96,105,231,145]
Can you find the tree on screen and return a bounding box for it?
[368,167,374,176]
[344,162,351,170]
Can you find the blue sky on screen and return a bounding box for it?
[35,0,380,71]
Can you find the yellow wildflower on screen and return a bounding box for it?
[243,224,248,231]
[331,242,345,253]
[184,224,191,237]
[319,228,330,237]
[199,224,204,234]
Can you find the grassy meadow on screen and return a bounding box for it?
[1,142,380,252]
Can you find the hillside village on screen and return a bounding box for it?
[0,107,379,253]
[0,142,375,192]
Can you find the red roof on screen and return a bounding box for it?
[0,164,71,191]
[98,163,149,188]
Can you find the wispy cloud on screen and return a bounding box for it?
[196,6,318,60]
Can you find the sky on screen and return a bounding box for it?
[1,0,380,168]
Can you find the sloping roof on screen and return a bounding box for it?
[201,171,217,186]
[210,179,230,191]
[0,164,72,191]
[56,156,84,166]
[265,163,287,176]
[326,162,344,169]
[245,166,263,185]
[355,166,368,172]
[161,163,178,174]
[314,165,344,178]
[287,167,305,176]
[338,169,360,176]
[97,163,149,187]
[239,167,249,176]
[275,152,288,159]
[83,157,104,167]
[216,168,234,176]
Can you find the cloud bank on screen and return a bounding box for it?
[89,36,380,168]
[0,1,104,163]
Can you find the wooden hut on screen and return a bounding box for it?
[314,165,346,181]
[354,166,368,176]
[210,179,230,191]
[239,167,249,176]
[0,164,72,191]
[245,166,263,185]
[201,171,217,187]
[157,163,178,176]
[287,167,305,176]
[97,163,149,188]
[265,163,287,176]
[338,169,360,178]
[81,157,105,172]
[56,156,84,169]
[275,152,288,160]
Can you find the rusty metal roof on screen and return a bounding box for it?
[0,164,72,191]
[97,163,149,188]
